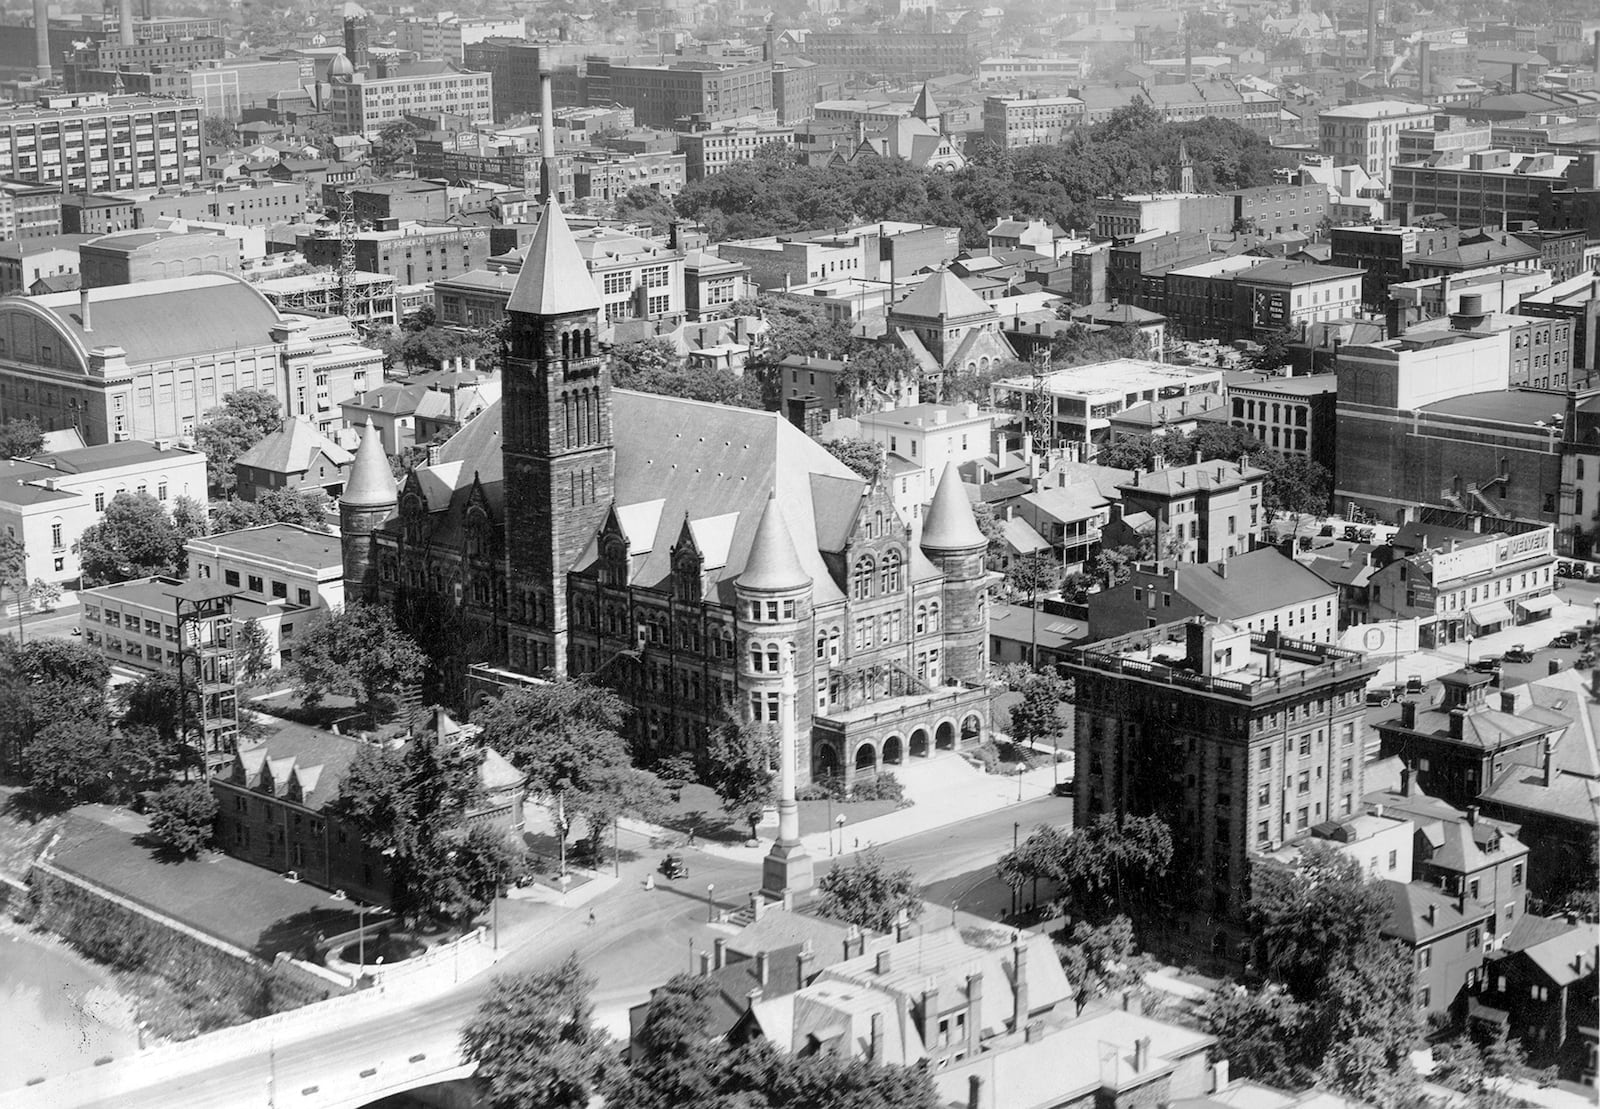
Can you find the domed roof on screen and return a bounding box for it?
[328,52,355,81]
[737,495,810,594]
[341,418,398,509]
[920,460,985,553]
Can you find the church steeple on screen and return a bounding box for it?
[1178,138,1196,194]
[501,196,613,678]
[911,80,942,134]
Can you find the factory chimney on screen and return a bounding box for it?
[33,0,51,82]
[539,72,557,203]
[1366,0,1379,68]
[118,0,135,46]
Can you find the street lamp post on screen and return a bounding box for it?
[329,889,368,974]
[706,882,716,923]
[826,794,834,856]
[1466,633,1475,667]
[834,813,846,856]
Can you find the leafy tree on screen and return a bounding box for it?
[211,488,330,533]
[371,120,421,175]
[171,494,209,545]
[1006,666,1068,751]
[201,116,237,148]
[0,415,45,458]
[118,668,199,780]
[461,954,608,1109]
[1201,982,1315,1090]
[1005,552,1060,598]
[970,499,1007,568]
[26,578,61,612]
[840,343,918,404]
[195,389,282,495]
[1186,423,1263,464]
[237,618,273,682]
[1247,843,1392,998]
[609,338,679,384]
[613,186,679,235]
[1093,542,1150,588]
[474,679,662,860]
[74,491,182,584]
[1056,915,1155,1004]
[23,718,118,807]
[817,846,923,933]
[733,293,854,407]
[1432,1026,1555,1109]
[1249,325,1298,373]
[998,813,1172,923]
[371,306,502,374]
[289,603,426,728]
[1257,452,1332,521]
[702,718,775,841]
[1048,322,1151,367]
[822,438,885,482]
[148,782,218,857]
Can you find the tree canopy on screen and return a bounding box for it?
[74,491,184,584]
[195,389,283,495]
[823,438,886,482]
[210,487,331,533]
[462,954,609,1109]
[0,415,45,459]
[288,603,427,728]
[817,847,924,934]
[997,813,1173,924]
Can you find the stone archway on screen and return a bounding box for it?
[960,714,983,745]
[814,742,841,783]
[935,720,957,751]
[909,728,930,758]
[854,742,878,773]
[882,735,903,765]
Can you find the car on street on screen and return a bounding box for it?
[661,854,688,880]
[1503,645,1535,664]
[1406,675,1425,694]
[1468,655,1502,674]
[1365,686,1403,707]
[1551,631,1579,649]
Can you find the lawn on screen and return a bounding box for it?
[47,816,367,958]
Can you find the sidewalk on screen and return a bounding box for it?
[1361,596,1596,691]
[621,755,1063,864]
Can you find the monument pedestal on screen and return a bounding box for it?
[761,839,814,902]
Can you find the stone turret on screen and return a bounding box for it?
[737,494,815,779]
[919,460,988,683]
[339,418,398,602]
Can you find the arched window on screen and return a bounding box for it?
[583,329,593,357]
[827,627,841,662]
[880,549,902,593]
[766,643,781,673]
[1579,458,1586,482]
[929,602,941,632]
[561,332,571,358]
[852,557,874,600]
[915,604,928,635]
[816,633,828,661]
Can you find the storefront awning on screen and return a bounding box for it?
[1468,601,1514,628]
[1515,594,1558,614]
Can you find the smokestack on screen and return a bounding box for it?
[33,0,51,82]
[1366,0,1378,68]
[118,0,134,45]
[1510,63,1520,94]
[540,72,557,202]
[1418,40,1430,94]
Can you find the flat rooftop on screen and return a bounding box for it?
[1228,373,1338,396]
[1418,389,1568,425]
[189,523,341,569]
[1319,99,1434,119]
[998,358,1218,397]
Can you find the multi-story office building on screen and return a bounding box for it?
[981,94,1084,149]
[0,178,62,240]
[770,59,821,125]
[1066,619,1379,925]
[462,39,591,121]
[0,274,381,444]
[1402,296,1574,391]
[572,148,687,203]
[0,234,90,296]
[326,63,493,133]
[588,57,773,129]
[1093,193,1234,240]
[394,15,525,62]
[1330,224,1460,307]
[1231,182,1331,236]
[414,133,575,203]
[1228,374,1338,470]
[1163,257,1363,341]
[186,59,307,121]
[799,30,991,77]
[0,440,208,585]
[990,359,1222,460]
[61,35,226,94]
[301,223,493,286]
[78,227,242,288]
[573,226,685,324]
[127,181,308,230]
[187,523,345,625]
[1391,150,1598,228]
[680,123,795,181]
[0,93,202,193]
[1317,100,1438,182]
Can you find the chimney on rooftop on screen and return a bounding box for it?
[1400,765,1413,796]
[876,949,892,975]
[796,943,815,984]
[80,288,91,332]
[713,937,727,969]
[32,0,50,82]
[755,949,770,986]
[1133,1036,1151,1072]
[869,1012,884,1061]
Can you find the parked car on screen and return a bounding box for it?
[1551,631,1579,649]
[1406,674,1425,694]
[1557,560,1584,579]
[1319,524,1335,537]
[1468,655,1503,674]
[661,854,688,880]
[1365,687,1396,707]
[1577,651,1595,671]
[1503,645,1535,664]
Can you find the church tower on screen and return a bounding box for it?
[1178,138,1196,194]
[501,197,614,676]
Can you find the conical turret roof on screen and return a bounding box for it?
[738,494,811,593]
[911,80,939,122]
[920,460,985,553]
[506,196,601,318]
[340,418,398,508]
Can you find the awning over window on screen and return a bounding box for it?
[1468,601,1514,628]
[1514,594,1558,614]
